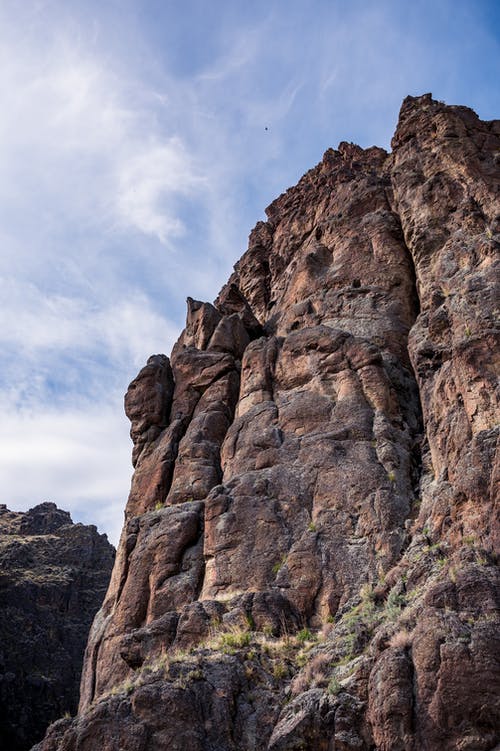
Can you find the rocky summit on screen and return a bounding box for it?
[36,95,499,750]
[0,502,115,751]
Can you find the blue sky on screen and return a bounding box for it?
[1,0,498,544]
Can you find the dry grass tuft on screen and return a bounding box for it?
[389,628,413,649]
[290,652,331,695]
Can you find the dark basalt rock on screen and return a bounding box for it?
[0,502,114,751]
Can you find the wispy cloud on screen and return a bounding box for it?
[114,139,204,243]
[0,33,203,247]
[0,401,131,544]
[0,12,196,538]
[0,281,178,367]
[0,0,498,542]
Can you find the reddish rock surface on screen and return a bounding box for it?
[35,95,499,751]
[0,502,114,751]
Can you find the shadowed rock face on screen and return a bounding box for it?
[0,502,114,751]
[36,95,499,751]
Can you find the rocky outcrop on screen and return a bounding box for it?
[0,502,114,751]
[36,95,499,750]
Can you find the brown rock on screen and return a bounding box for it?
[124,354,174,467]
[36,95,499,751]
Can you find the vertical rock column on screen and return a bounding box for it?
[79,300,248,707]
[364,94,500,751]
[390,94,500,549]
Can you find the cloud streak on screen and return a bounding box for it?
[0,401,131,544]
[0,0,498,542]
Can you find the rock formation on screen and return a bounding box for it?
[0,502,114,751]
[35,95,499,750]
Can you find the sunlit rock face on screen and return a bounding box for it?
[0,502,114,751]
[36,95,499,751]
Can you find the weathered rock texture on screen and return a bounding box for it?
[36,95,499,751]
[0,502,114,751]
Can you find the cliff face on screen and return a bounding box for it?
[36,95,499,751]
[0,502,115,751]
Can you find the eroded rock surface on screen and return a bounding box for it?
[36,95,499,751]
[0,502,114,751]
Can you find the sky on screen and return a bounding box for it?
[0,0,499,545]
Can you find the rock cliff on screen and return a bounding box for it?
[35,95,499,750]
[0,502,115,751]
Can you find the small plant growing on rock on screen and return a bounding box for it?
[360,583,375,604]
[273,662,289,679]
[219,628,252,652]
[327,675,342,695]
[290,652,330,695]
[295,651,308,668]
[385,589,406,619]
[186,668,203,681]
[245,613,256,631]
[272,554,287,575]
[296,628,314,644]
[110,678,134,697]
[389,629,413,649]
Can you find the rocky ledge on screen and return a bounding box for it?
[0,502,114,751]
[36,95,499,750]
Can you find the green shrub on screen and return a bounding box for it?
[386,590,406,619]
[296,628,314,644]
[244,613,256,631]
[272,554,287,575]
[220,630,251,650]
[273,662,288,679]
[327,676,342,695]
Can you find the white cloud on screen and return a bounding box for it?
[0,0,498,545]
[0,401,131,545]
[114,139,203,243]
[0,8,206,542]
[0,17,205,249]
[0,279,177,363]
